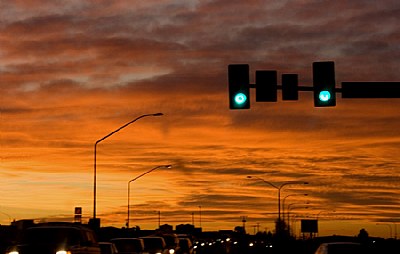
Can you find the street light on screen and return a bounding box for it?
[288,206,309,236]
[0,211,13,223]
[247,176,309,222]
[376,223,393,239]
[316,210,335,220]
[287,202,310,227]
[282,193,308,224]
[93,113,163,221]
[127,164,172,228]
[199,206,202,228]
[315,210,335,236]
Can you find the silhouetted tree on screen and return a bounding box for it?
[234,226,245,235]
[358,228,369,243]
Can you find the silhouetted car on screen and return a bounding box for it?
[6,223,101,254]
[110,238,144,254]
[99,242,119,254]
[162,234,180,254]
[178,238,193,254]
[314,242,366,254]
[140,236,168,254]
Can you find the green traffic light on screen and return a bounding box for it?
[234,93,247,105]
[319,90,331,102]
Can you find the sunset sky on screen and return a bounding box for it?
[1,0,400,238]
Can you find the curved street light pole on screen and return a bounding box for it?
[0,211,13,223]
[276,182,309,222]
[316,210,335,220]
[93,113,163,220]
[376,223,393,238]
[288,205,309,235]
[315,210,335,236]
[247,176,309,222]
[127,164,172,228]
[287,202,310,227]
[282,193,308,224]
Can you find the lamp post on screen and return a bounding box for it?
[93,113,163,220]
[282,193,308,224]
[287,203,310,228]
[0,211,13,223]
[127,164,172,228]
[377,223,393,239]
[199,206,202,228]
[315,210,335,236]
[247,176,309,223]
[288,206,309,236]
[316,210,335,220]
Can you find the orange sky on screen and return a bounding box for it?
[1,0,400,238]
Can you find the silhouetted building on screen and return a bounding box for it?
[159,224,173,234]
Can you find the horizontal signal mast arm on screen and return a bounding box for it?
[341,82,400,98]
[249,83,314,91]
[250,82,400,98]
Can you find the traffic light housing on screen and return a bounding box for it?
[313,61,336,107]
[282,74,298,100]
[256,70,277,102]
[228,64,250,109]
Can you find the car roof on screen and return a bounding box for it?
[111,238,143,242]
[322,242,361,245]
[111,238,141,240]
[29,223,93,230]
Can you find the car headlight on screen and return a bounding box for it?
[56,250,71,254]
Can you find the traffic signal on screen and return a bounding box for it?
[256,70,277,102]
[282,74,298,100]
[228,64,250,109]
[313,61,336,107]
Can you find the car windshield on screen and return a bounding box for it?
[112,239,143,252]
[22,227,81,245]
[163,235,178,247]
[142,238,164,249]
